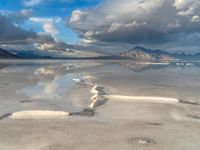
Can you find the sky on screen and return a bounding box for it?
[0,0,200,54]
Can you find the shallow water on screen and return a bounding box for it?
[0,60,200,115]
[95,61,200,104]
[0,60,102,114]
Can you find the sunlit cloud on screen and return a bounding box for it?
[69,0,200,51]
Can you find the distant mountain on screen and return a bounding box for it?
[120,46,177,61]
[14,50,53,59]
[0,48,20,58]
[9,48,106,59]
[173,52,200,61]
[119,46,200,61]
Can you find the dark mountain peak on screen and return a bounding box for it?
[131,46,147,51]
[0,48,8,53]
[0,48,19,58]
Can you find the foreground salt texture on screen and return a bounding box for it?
[104,95,179,104]
[10,110,70,119]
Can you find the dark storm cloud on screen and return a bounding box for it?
[69,0,200,50]
[0,12,37,44]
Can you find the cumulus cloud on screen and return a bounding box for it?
[191,15,200,22]
[1,5,101,54]
[36,37,72,51]
[69,0,200,50]
[29,17,60,38]
[0,11,73,52]
[0,11,54,47]
[69,10,87,23]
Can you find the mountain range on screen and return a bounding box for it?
[119,46,200,61]
[0,48,20,59]
[0,48,103,59]
[0,48,53,59]
[1,46,200,61]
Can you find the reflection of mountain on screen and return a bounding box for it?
[0,64,9,70]
[120,61,200,72]
[120,62,171,72]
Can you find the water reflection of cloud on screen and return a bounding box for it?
[35,67,55,75]
[22,74,76,100]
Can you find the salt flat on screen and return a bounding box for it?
[0,60,200,150]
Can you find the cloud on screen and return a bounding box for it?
[0,12,37,45]
[29,17,60,38]
[69,0,200,50]
[69,10,87,23]
[23,0,43,7]
[0,11,59,47]
[0,11,73,52]
[35,37,71,51]
[174,0,195,9]
[20,9,34,17]
[191,15,200,22]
